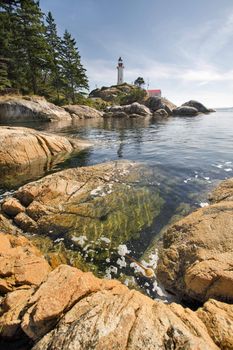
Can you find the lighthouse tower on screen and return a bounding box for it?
[117,57,124,85]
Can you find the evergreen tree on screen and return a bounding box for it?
[15,0,50,94]
[134,77,145,88]
[60,30,88,103]
[45,11,62,100]
[0,57,11,90]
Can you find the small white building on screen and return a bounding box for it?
[117,57,124,85]
[147,89,162,97]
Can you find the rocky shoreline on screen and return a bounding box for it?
[0,89,230,350]
[0,167,233,348]
[0,85,214,124]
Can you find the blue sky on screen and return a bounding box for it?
[40,0,233,107]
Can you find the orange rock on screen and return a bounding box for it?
[0,233,51,292]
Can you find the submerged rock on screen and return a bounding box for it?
[1,161,163,268]
[103,102,152,118]
[0,95,71,122]
[63,104,103,119]
[157,178,233,303]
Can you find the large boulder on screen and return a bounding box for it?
[0,126,90,187]
[0,126,89,168]
[103,102,152,118]
[157,178,233,303]
[63,104,103,119]
[182,100,214,113]
[1,161,163,267]
[173,106,199,116]
[145,96,176,115]
[0,96,71,122]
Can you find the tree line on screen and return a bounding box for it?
[0,0,89,104]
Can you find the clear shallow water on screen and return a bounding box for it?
[0,111,232,299]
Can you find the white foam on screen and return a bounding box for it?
[224,168,232,172]
[117,244,131,256]
[200,202,209,207]
[100,237,111,244]
[116,256,127,268]
[71,235,87,246]
[54,238,64,243]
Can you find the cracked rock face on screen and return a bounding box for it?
[0,233,232,349]
[1,161,163,269]
[32,287,218,350]
[0,126,90,187]
[157,180,233,304]
[0,233,51,294]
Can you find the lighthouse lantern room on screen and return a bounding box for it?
[117,57,124,85]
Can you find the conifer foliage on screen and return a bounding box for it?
[0,0,89,102]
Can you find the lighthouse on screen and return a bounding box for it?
[117,57,124,85]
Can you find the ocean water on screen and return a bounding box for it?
[0,110,232,299]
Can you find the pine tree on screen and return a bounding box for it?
[0,1,17,90]
[60,30,89,103]
[0,57,11,90]
[15,0,50,94]
[45,11,62,101]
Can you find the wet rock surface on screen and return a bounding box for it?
[1,161,163,271]
[157,180,233,303]
[0,96,71,122]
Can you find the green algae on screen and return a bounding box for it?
[37,184,164,264]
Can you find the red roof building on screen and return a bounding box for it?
[147,89,161,97]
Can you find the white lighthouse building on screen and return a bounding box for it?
[117,57,124,85]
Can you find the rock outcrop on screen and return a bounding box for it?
[0,96,71,122]
[145,96,176,115]
[1,232,233,349]
[0,126,89,169]
[209,177,233,203]
[157,179,233,303]
[0,126,90,187]
[0,234,233,350]
[173,105,199,116]
[103,102,152,118]
[1,161,163,267]
[0,233,50,294]
[63,104,103,119]
[182,100,214,113]
[89,83,140,102]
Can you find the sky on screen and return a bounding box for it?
[40,0,233,107]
